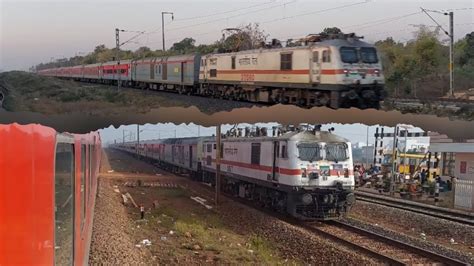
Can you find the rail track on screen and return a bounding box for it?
[355,191,474,226]
[385,96,474,108]
[116,149,471,265]
[303,220,468,265]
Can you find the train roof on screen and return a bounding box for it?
[205,130,349,143]
[204,38,374,57]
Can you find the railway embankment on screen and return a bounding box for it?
[0,71,252,114]
[1,71,473,120]
[90,148,378,264]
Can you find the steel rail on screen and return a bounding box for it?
[355,191,474,226]
[328,220,468,266]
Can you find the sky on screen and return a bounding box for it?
[1,0,473,71]
[99,122,429,149]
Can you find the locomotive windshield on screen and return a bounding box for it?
[340,47,359,63]
[325,143,349,162]
[339,47,379,64]
[298,143,322,161]
[360,47,378,63]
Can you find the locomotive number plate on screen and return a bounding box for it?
[241,73,255,81]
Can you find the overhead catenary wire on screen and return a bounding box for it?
[146,0,297,34]
[172,0,277,22]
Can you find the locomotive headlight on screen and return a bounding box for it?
[374,69,380,77]
[301,193,313,205]
[343,69,349,77]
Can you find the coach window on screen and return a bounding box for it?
[231,56,236,69]
[54,143,75,265]
[220,143,224,159]
[322,50,331,63]
[207,144,212,153]
[312,51,319,62]
[280,53,292,70]
[251,143,261,165]
[81,144,86,231]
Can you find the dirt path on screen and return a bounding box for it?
[88,150,152,264]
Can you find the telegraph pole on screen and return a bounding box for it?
[137,124,140,157]
[365,126,369,168]
[115,28,121,91]
[421,8,455,97]
[449,11,454,97]
[390,125,399,196]
[161,12,174,51]
[215,125,221,205]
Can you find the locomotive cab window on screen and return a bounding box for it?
[360,47,379,63]
[54,143,75,265]
[251,143,261,165]
[297,143,322,162]
[340,47,359,64]
[325,143,349,162]
[280,53,292,70]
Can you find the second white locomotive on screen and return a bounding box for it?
[113,126,355,220]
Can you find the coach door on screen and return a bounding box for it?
[181,62,185,83]
[150,61,155,80]
[311,49,322,84]
[162,57,168,80]
[272,141,279,182]
[54,136,76,265]
[189,146,193,168]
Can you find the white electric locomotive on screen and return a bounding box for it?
[114,126,355,220]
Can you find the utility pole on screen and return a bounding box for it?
[449,11,454,97]
[215,125,221,205]
[390,125,399,196]
[137,124,140,157]
[161,12,174,51]
[123,129,125,144]
[421,8,455,97]
[115,28,121,91]
[365,126,369,168]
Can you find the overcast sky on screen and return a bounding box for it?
[1,0,472,71]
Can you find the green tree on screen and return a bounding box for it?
[169,38,196,54]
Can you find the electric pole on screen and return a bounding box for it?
[421,8,455,97]
[365,126,369,168]
[137,124,140,157]
[115,28,121,91]
[123,129,125,144]
[449,11,454,97]
[390,125,399,196]
[161,12,174,51]
[215,125,221,205]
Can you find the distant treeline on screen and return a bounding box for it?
[34,25,474,97]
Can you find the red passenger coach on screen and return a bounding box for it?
[0,123,102,265]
